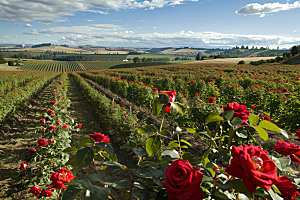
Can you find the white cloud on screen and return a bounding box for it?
[294,30,298,32]
[236,1,300,17]
[38,19,67,25]
[23,29,39,35]
[14,35,22,38]
[0,0,196,23]
[46,34,50,37]
[86,19,94,21]
[2,36,9,38]
[23,23,32,27]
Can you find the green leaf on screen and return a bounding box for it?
[78,137,95,149]
[268,188,283,200]
[152,103,162,116]
[205,113,224,124]
[138,125,158,134]
[120,141,137,149]
[200,169,214,182]
[65,156,77,166]
[206,162,219,170]
[132,148,148,157]
[182,152,197,163]
[237,194,250,200]
[236,131,247,138]
[195,131,211,139]
[89,173,105,182]
[161,149,180,161]
[186,128,196,134]
[139,161,159,168]
[158,93,169,104]
[75,147,94,168]
[180,139,192,147]
[272,184,281,195]
[259,120,280,133]
[277,157,291,171]
[102,161,125,169]
[270,156,282,171]
[279,128,289,139]
[159,130,172,138]
[211,191,230,200]
[132,188,154,200]
[85,186,109,200]
[146,135,161,157]
[254,126,268,141]
[223,110,234,120]
[103,177,132,189]
[232,179,251,197]
[96,142,114,157]
[249,114,260,126]
[215,181,234,191]
[63,147,78,153]
[170,103,183,115]
[128,166,163,178]
[230,117,243,127]
[153,177,164,187]
[62,179,91,200]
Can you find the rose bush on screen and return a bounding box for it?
[222,102,250,125]
[274,140,300,163]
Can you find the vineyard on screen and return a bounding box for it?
[1,63,300,200]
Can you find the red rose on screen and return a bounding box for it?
[291,90,295,92]
[29,186,41,196]
[222,102,250,125]
[37,138,48,147]
[274,140,300,163]
[251,105,255,109]
[42,189,53,197]
[208,79,214,83]
[282,88,288,93]
[152,88,158,92]
[20,161,27,171]
[49,126,56,131]
[275,176,300,200]
[226,144,278,195]
[89,132,110,144]
[29,149,38,155]
[52,92,56,96]
[40,118,45,123]
[209,97,215,103]
[263,115,270,121]
[78,124,82,129]
[295,129,300,141]
[54,87,58,89]
[58,168,76,183]
[183,94,187,98]
[49,139,54,143]
[47,110,54,115]
[56,121,61,125]
[63,125,68,129]
[163,159,203,200]
[58,81,62,85]
[51,100,57,105]
[49,172,66,189]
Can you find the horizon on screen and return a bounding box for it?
[1,0,300,49]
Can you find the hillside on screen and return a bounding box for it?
[283,54,300,64]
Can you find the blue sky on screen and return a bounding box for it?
[0,0,300,48]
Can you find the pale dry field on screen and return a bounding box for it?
[188,56,277,64]
[160,48,206,54]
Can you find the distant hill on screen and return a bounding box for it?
[283,54,300,64]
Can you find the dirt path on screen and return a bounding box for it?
[0,79,58,199]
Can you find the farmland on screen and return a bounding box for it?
[1,62,300,199]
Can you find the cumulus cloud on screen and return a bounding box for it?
[23,23,32,27]
[2,36,9,38]
[23,29,39,35]
[38,19,67,25]
[0,0,196,23]
[236,1,300,17]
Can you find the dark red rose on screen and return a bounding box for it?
[251,105,255,109]
[295,129,300,141]
[29,186,41,196]
[49,139,54,143]
[29,149,38,155]
[20,161,27,171]
[63,125,68,129]
[58,81,62,85]
[275,176,300,200]
[78,124,82,129]
[51,100,57,105]
[274,140,300,163]
[208,79,214,83]
[183,94,187,98]
[47,110,54,115]
[52,92,56,96]
[282,88,288,93]
[42,189,53,197]
[49,126,56,131]
[163,159,203,200]
[222,102,250,125]
[40,118,45,123]
[152,88,158,92]
[89,132,110,144]
[226,144,278,195]
[263,115,271,121]
[291,90,295,92]
[209,97,215,103]
[37,138,48,147]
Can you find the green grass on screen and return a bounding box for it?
[127,54,193,60]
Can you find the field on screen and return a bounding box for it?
[189,56,277,63]
[1,63,300,199]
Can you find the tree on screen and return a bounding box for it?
[283,52,292,58]
[291,45,299,56]
[196,52,200,61]
[132,57,140,63]
[241,45,245,49]
[8,60,14,66]
[201,55,207,60]
[0,56,6,64]
[238,60,245,65]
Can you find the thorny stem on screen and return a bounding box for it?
[177,134,182,155]
[109,194,118,200]
[159,117,164,133]
[227,126,235,148]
